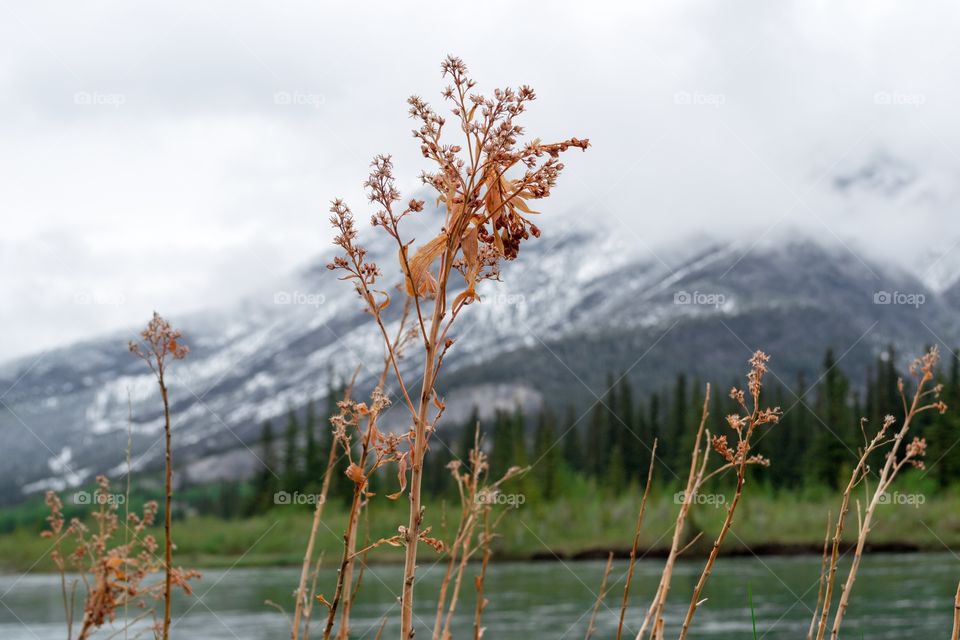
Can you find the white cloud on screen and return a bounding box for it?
[2,0,960,360]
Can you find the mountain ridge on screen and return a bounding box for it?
[1,221,958,501]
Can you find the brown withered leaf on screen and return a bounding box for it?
[387,454,408,500]
[345,463,365,484]
[401,233,447,296]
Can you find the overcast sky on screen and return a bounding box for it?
[2,0,960,362]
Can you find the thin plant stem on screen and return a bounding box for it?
[678,354,779,640]
[637,387,712,639]
[473,508,493,640]
[293,373,357,640]
[585,552,614,640]
[830,354,941,638]
[951,581,960,640]
[806,511,831,640]
[617,440,657,640]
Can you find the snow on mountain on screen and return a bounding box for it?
[2,214,958,501]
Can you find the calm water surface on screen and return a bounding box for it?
[1,553,956,638]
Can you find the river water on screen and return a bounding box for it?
[1,553,956,638]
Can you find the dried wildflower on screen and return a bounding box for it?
[128,312,189,373]
[819,347,951,639]
[324,56,587,640]
[711,434,734,463]
[905,437,928,468]
[129,312,189,640]
[42,477,198,640]
[678,354,779,639]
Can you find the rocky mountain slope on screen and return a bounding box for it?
[2,218,958,500]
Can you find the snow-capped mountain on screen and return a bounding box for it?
[2,216,959,501]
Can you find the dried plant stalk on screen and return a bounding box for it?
[42,477,198,640]
[616,440,657,640]
[951,581,960,640]
[637,389,712,640]
[431,426,524,640]
[292,372,358,640]
[585,552,615,640]
[676,353,780,640]
[824,349,946,639]
[326,55,587,639]
[321,311,413,640]
[472,507,493,640]
[806,511,831,640]
[129,312,190,640]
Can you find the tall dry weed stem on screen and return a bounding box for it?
[634,353,779,640]
[677,352,781,640]
[326,55,587,639]
[952,581,960,640]
[430,426,525,640]
[814,347,947,640]
[128,312,189,640]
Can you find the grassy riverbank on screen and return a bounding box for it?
[2,482,958,573]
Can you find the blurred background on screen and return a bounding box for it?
[2,2,960,638]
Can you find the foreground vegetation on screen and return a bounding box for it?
[17,57,960,640]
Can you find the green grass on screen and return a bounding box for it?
[4,481,960,573]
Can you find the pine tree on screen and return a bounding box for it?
[648,393,663,477]
[247,420,280,515]
[459,406,481,461]
[533,409,562,500]
[807,349,852,488]
[281,409,301,493]
[586,400,608,478]
[668,373,689,477]
[490,410,514,478]
[616,374,644,482]
[561,406,584,474]
[304,400,319,490]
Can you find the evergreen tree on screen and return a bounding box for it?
[668,373,689,477]
[490,410,514,478]
[807,349,853,488]
[281,409,301,493]
[533,409,562,500]
[561,405,585,474]
[247,420,280,514]
[304,400,319,490]
[648,393,663,475]
[459,406,481,461]
[616,375,644,481]
[782,373,813,487]
[507,407,538,501]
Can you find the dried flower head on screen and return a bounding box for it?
[906,436,928,469]
[41,476,198,638]
[128,312,189,377]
